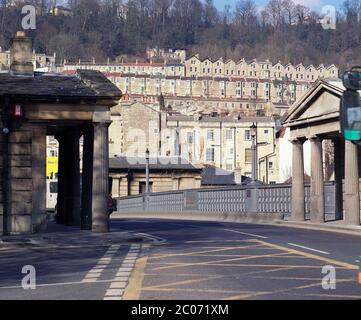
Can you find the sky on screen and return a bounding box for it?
[213,0,342,12]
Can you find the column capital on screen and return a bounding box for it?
[289,137,306,145]
[308,135,323,142]
[93,121,112,128]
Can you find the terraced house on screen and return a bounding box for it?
[59,49,338,117]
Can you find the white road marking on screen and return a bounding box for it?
[287,243,330,255]
[223,228,268,239]
[103,244,142,300]
[82,244,120,283]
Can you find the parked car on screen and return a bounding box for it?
[107,195,116,215]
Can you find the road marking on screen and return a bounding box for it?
[255,240,358,270]
[287,243,330,255]
[123,256,148,300]
[103,244,142,300]
[223,228,268,239]
[82,244,120,283]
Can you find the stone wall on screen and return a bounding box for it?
[0,123,47,235]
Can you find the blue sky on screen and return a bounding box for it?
[213,0,342,12]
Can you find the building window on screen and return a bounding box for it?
[207,130,214,141]
[245,148,252,163]
[187,132,194,144]
[139,182,153,194]
[206,148,215,162]
[264,129,269,134]
[268,161,274,169]
[226,163,233,171]
[226,130,233,140]
[245,130,251,141]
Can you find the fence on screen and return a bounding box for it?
[116,181,336,220]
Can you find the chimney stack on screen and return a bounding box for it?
[10,31,34,76]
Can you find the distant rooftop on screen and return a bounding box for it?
[0,69,122,99]
[109,156,202,171]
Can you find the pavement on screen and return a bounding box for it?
[1,217,361,300]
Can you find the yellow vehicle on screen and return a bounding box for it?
[47,156,58,180]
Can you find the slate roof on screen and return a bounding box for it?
[109,156,202,171]
[0,69,122,100]
[201,166,237,185]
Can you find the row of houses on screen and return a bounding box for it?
[59,51,338,115]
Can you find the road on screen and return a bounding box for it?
[0,218,361,300]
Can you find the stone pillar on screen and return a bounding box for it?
[344,140,360,225]
[81,125,94,230]
[92,122,110,233]
[56,134,66,225]
[6,126,33,235]
[291,139,305,221]
[31,126,47,233]
[333,138,344,220]
[64,129,81,226]
[310,136,325,223]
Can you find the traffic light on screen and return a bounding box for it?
[341,67,361,143]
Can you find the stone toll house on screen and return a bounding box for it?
[0,32,121,236]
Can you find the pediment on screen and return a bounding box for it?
[283,80,344,125]
[296,90,340,120]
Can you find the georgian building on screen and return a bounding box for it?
[58,50,338,117]
[110,101,281,184]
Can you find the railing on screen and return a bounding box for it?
[116,182,336,220]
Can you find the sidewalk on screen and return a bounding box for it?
[0,220,152,250]
[275,219,361,237]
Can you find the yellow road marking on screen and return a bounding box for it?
[222,291,273,300]
[141,288,257,294]
[123,256,148,300]
[149,252,318,271]
[142,276,224,290]
[150,244,265,259]
[254,240,358,270]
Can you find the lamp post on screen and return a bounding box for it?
[145,148,150,193]
[250,123,258,184]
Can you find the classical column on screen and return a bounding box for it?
[333,138,344,221]
[310,136,325,223]
[344,140,360,225]
[291,138,305,221]
[56,134,66,225]
[31,126,47,232]
[92,122,110,233]
[64,129,81,226]
[81,125,94,230]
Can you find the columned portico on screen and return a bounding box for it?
[310,136,325,223]
[344,140,360,225]
[0,32,121,236]
[291,139,305,221]
[64,129,81,226]
[92,122,111,233]
[81,125,94,230]
[283,79,361,227]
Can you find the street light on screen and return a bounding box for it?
[250,123,258,184]
[145,148,150,193]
